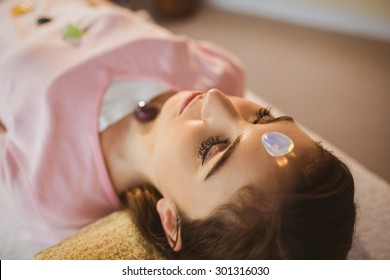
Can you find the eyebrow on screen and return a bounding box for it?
[268,115,295,124]
[205,134,243,180]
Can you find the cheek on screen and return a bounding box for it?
[152,131,179,180]
[152,141,200,215]
[151,123,219,217]
[152,121,200,192]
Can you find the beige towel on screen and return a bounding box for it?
[34,210,163,260]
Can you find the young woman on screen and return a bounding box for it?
[120,88,356,259]
[0,0,355,259]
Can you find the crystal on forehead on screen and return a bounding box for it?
[261,132,294,157]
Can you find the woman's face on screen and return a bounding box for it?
[149,89,315,219]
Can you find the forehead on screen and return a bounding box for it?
[234,123,307,182]
[201,121,316,213]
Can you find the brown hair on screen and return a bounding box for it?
[123,143,356,259]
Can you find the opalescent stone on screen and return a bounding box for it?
[261,132,294,157]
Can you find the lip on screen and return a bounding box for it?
[179,91,204,115]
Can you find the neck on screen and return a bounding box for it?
[100,114,153,194]
[100,91,175,195]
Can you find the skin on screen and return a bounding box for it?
[100,88,316,250]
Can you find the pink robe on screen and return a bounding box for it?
[0,0,244,256]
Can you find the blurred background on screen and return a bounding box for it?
[114,0,390,183]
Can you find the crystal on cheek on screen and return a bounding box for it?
[261,132,294,157]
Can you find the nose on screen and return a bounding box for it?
[201,88,241,128]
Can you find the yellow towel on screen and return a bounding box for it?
[34,210,163,260]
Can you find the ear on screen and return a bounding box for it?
[156,198,182,252]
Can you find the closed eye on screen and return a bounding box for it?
[251,107,272,124]
[199,136,230,165]
[251,107,294,124]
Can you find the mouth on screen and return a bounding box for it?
[179,91,204,115]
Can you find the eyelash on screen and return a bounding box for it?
[198,107,275,165]
[252,107,272,124]
[198,136,230,165]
